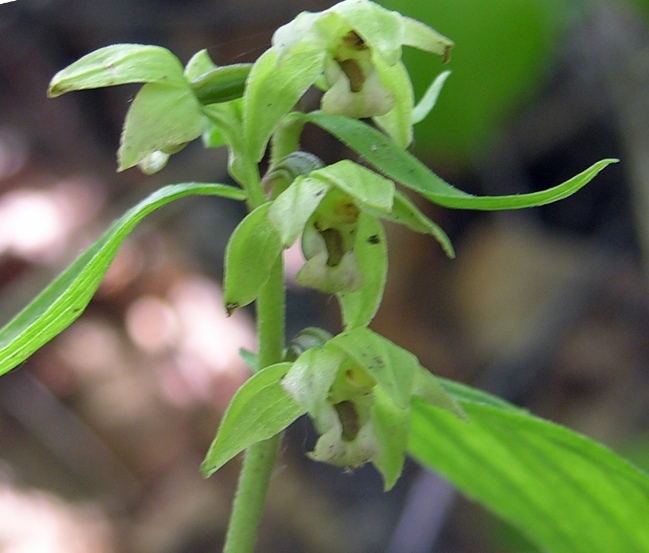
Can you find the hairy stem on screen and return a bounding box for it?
[222,256,285,553]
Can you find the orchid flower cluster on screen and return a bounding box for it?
[46,0,612,491]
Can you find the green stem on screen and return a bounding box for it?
[222,256,285,553]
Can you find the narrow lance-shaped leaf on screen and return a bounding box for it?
[410,388,649,553]
[0,183,245,377]
[303,112,618,210]
[202,362,305,477]
[48,44,186,97]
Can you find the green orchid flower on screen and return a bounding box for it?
[270,0,453,147]
[297,188,364,294]
[281,344,381,470]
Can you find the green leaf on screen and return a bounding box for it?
[412,69,451,124]
[409,395,649,553]
[119,82,204,171]
[439,377,523,411]
[244,45,324,162]
[303,112,617,210]
[223,203,283,313]
[268,176,330,247]
[48,44,186,97]
[337,212,387,328]
[0,183,245,378]
[311,160,394,213]
[201,362,304,477]
[412,368,465,419]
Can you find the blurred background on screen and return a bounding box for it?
[1,0,649,551]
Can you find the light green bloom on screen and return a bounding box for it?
[297,188,364,294]
[271,0,453,147]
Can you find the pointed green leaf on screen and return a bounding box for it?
[412,367,465,419]
[412,70,451,124]
[303,112,617,210]
[223,203,283,313]
[245,45,324,162]
[48,44,185,97]
[201,362,304,477]
[311,160,394,213]
[119,82,204,171]
[268,176,330,247]
[337,212,387,328]
[410,393,649,553]
[439,377,523,411]
[0,183,245,378]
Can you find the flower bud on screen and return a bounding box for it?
[190,63,252,105]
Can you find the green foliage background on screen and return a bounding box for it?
[379,0,575,159]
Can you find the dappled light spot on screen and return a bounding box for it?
[0,177,105,263]
[125,295,179,354]
[0,481,114,553]
[159,276,255,409]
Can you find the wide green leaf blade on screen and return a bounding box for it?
[201,362,305,477]
[223,203,283,313]
[119,82,204,171]
[303,112,617,210]
[48,44,185,97]
[409,395,649,553]
[0,183,245,377]
[337,212,387,329]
